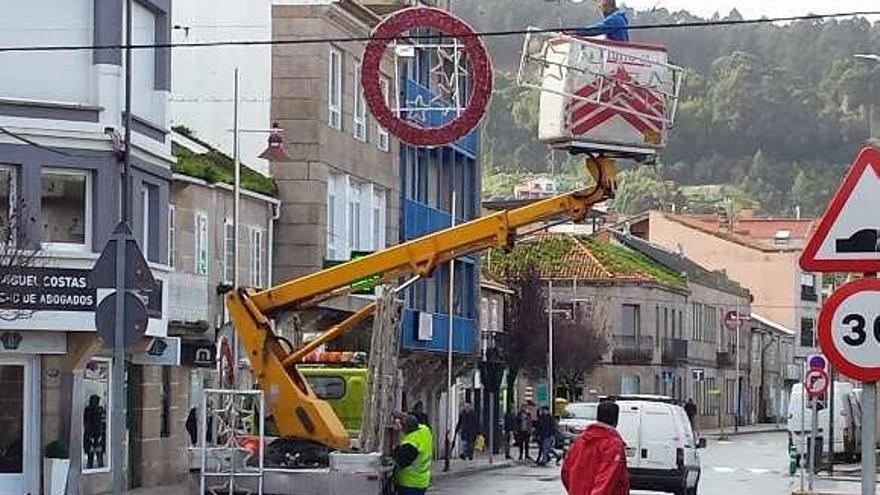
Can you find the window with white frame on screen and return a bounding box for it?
[328,47,342,130]
[372,186,387,250]
[490,299,500,332]
[167,205,176,267]
[41,168,91,250]
[327,173,347,261]
[195,212,208,275]
[348,180,362,251]
[0,166,17,243]
[250,228,264,287]
[223,220,235,284]
[327,174,387,260]
[480,297,489,331]
[377,78,390,152]
[353,62,367,141]
[140,183,159,261]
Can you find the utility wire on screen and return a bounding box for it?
[1,10,879,53]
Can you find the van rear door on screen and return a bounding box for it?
[640,402,678,471]
[617,403,642,468]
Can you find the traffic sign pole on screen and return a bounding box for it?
[809,396,818,491]
[863,381,876,495]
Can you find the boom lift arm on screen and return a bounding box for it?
[225,158,617,450]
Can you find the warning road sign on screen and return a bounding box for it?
[818,278,880,381]
[804,368,829,398]
[801,147,880,273]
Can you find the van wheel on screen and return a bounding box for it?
[687,486,698,495]
[673,477,688,495]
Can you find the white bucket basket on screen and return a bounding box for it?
[518,30,683,159]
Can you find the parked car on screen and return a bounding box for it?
[559,402,598,437]
[787,381,858,461]
[615,398,703,495]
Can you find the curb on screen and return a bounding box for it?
[704,427,783,438]
[433,460,518,482]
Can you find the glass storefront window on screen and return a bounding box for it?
[82,358,110,473]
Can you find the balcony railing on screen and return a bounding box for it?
[612,335,654,364]
[662,339,689,364]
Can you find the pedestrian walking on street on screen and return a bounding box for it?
[503,409,517,460]
[515,404,533,461]
[393,413,434,495]
[455,402,479,461]
[684,398,697,426]
[562,401,630,495]
[535,406,556,466]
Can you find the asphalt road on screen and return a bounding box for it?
[430,431,867,495]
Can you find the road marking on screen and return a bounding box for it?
[712,467,735,473]
[748,468,770,474]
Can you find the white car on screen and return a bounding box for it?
[559,402,598,438]
[614,398,704,495]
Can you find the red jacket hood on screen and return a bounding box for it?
[582,422,625,443]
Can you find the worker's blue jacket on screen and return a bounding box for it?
[573,10,630,42]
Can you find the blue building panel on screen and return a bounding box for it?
[401,308,475,354]
[399,64,481,356]
[403,79,477,157]
[403,199,451,239]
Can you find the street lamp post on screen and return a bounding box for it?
[227,70,289,389]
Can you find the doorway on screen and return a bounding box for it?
[0,356,39,495]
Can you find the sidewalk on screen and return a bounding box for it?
[701,422,784,438]
[432,452,517,482]
[121,452,516,495]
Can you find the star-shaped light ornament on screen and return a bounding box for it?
[431,45,463,106]
[406,93,430,123]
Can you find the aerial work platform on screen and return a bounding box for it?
[519,31,683,160]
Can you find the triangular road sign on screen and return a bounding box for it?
[801,146,880,273]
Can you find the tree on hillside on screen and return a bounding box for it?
[553,316,607,401]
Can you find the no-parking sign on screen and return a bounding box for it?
[804,368,829,398]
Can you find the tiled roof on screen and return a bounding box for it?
[485,233,687,290]
[664,213,816,251]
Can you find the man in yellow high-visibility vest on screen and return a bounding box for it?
[393,413,433,495]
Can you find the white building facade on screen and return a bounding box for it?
[0,1,174,493]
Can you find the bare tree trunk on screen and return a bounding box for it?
[360,287,401,454]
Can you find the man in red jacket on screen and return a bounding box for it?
[562,401,630,495]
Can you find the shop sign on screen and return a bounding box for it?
[130,337,181,366]
[0,267,95,312]
[0,331,67,354]
[181,341,217,368]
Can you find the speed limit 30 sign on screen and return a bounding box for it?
[818,278,880,381]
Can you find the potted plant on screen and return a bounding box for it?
[43,439,70,495]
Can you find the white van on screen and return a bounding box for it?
[613,398,703,495]
[787,381,857,458]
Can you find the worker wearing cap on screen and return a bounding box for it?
[571,0,630,43]
[393,413,434,495]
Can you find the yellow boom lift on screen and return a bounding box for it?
[226,157,617,450]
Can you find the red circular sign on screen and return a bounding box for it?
[724,311,744,330]
[361,6,493,147]
[818,278,880,382]
[804,368,829,398]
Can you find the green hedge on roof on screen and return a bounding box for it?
[172,127,277,197]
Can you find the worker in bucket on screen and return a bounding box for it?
[570,0,630,42]
[393,413,434,495]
